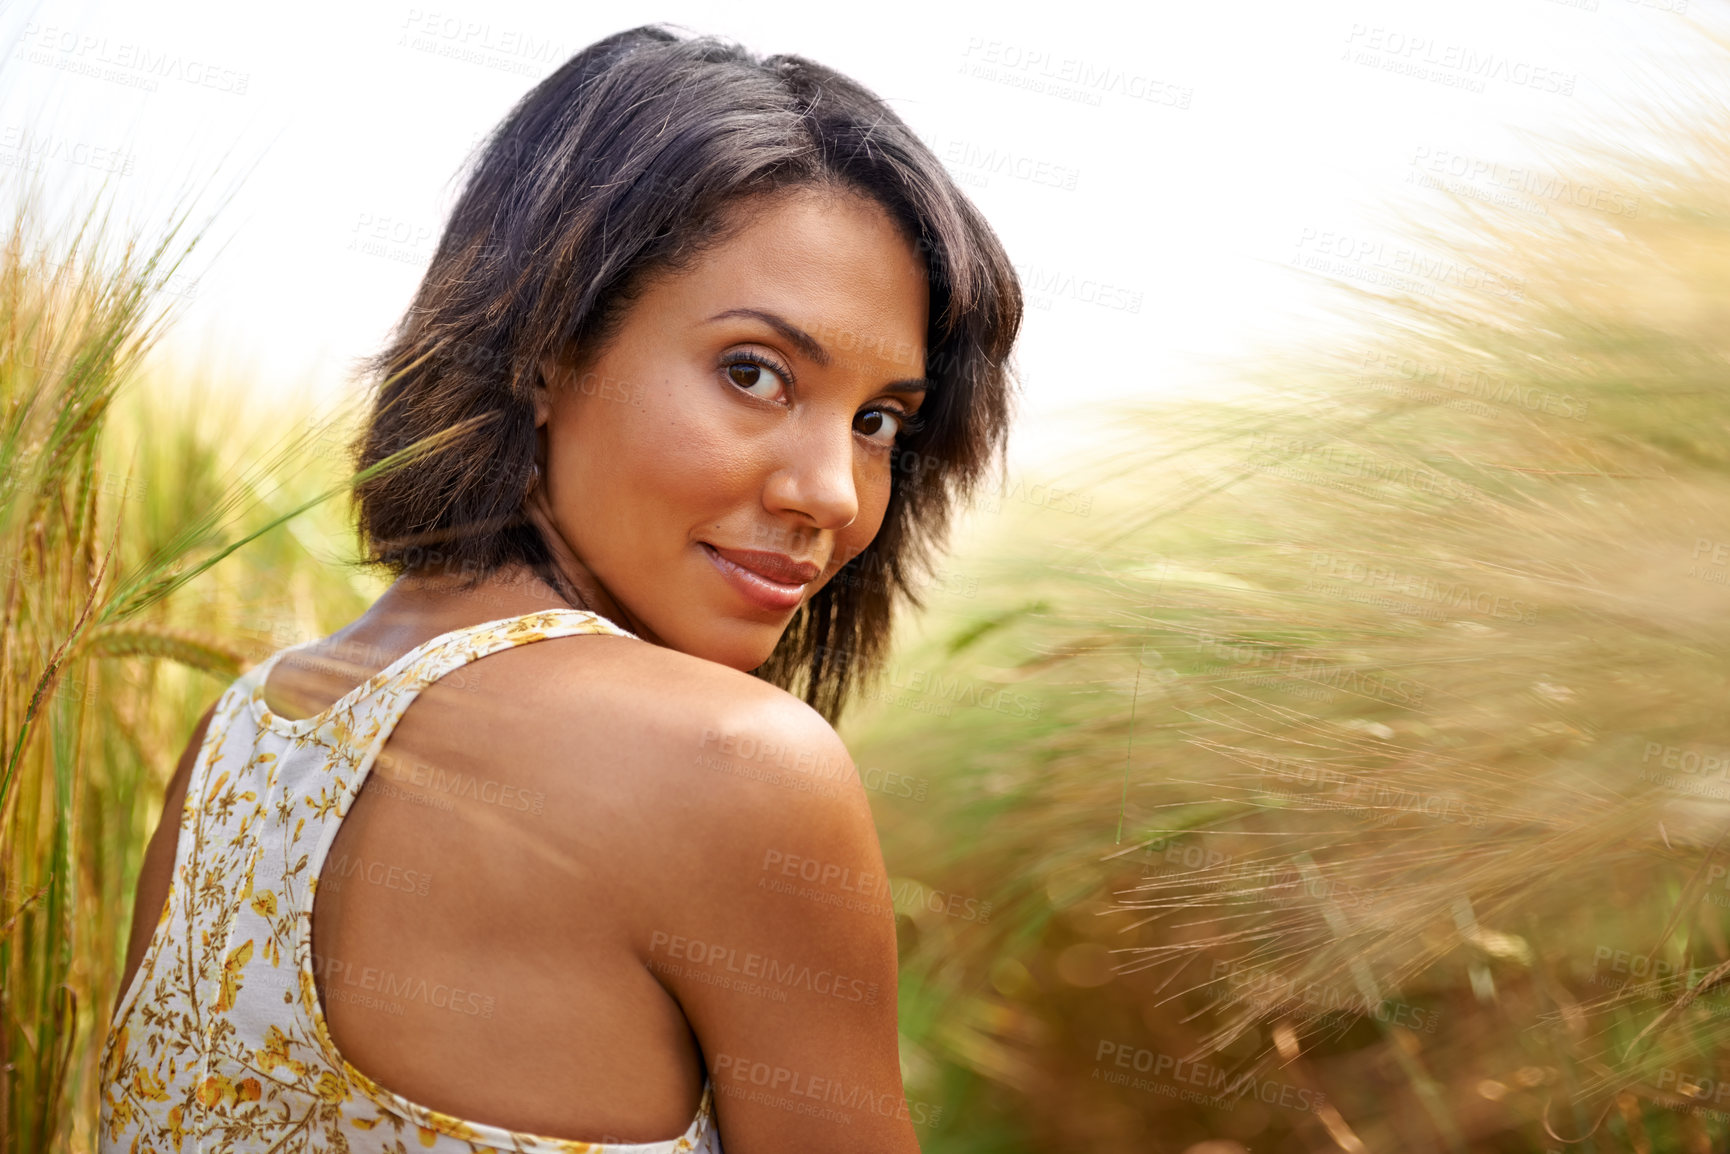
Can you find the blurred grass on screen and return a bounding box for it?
[0,189,380,1150]
[844,35,1730,1154]
[9,23,1730,1154]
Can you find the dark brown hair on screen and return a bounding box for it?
[351,23,1023,723]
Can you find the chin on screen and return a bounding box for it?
[720,630,790,674]
[670,614,789,673]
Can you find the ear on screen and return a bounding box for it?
[534,355,558,428]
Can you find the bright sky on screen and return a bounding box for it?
[0,0,1713,474]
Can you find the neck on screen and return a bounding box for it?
[519,484,663,645]
[377,557,657,647]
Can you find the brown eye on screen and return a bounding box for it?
[855,408,904,449]
[722,354,787,399]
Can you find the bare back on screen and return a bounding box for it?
[301,628,714,1141]
[110,574,917,1153]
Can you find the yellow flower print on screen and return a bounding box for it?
[195,1074,233,1108]
[212,939,253,1013]
[298,965,322,1016]
[193,1071,262,1111]
[202,770,229,804]
[132,1065,170,1102]
[250,888,277,918]
[103,1023,127,1083]
[306,785,342,820]
[166,1104,185,1152]
[104,1093,132,1138]
[255,1024,308,1078]
[314,1069,349,1105]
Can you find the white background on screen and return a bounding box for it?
[0,0,1711,474]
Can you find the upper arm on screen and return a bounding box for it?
[634,693,919,1154]
[114,696,221,1018]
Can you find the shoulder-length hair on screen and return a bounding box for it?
[351,23,1023,724]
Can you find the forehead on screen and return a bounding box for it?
[652,188,930,378]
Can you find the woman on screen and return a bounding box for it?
[99,24,1020,1154]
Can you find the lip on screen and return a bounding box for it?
[700,544,822,612]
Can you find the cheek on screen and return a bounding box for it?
[638,382,767,512]
[555,379,760,540]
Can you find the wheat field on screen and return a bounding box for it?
[5,32,1730,1154]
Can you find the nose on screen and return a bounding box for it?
[762,414,859,532]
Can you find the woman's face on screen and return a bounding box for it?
[533,186,931,670]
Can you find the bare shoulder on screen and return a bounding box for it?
[490,631,863,813]
[462,631,882,930]
[542,642,909,1149]
[408,630,909,1147]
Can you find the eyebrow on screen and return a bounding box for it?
[704,307,932,396]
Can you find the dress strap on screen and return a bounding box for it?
[281,608,638,877]
[247,608,637,739]
[374,607,638,697]
[346,607,638,729]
